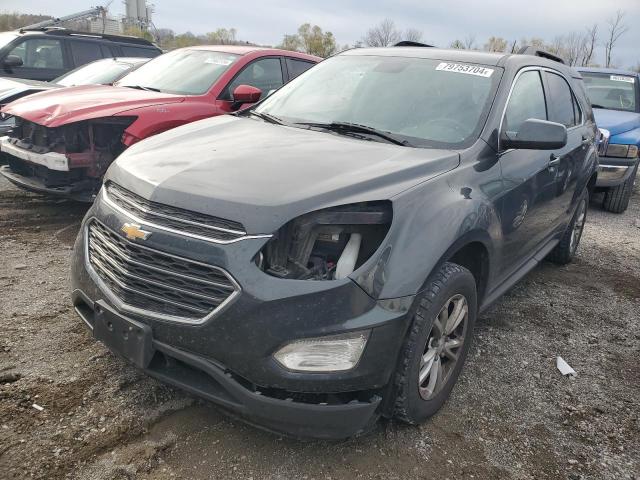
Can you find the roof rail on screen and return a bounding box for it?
[517,46,565,64]
[18,28,156,47]
[394,41,434,47]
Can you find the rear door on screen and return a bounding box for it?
[68,40,105,70]
[497,68,561,277]
[542,70,591,217]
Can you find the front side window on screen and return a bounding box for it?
[580,71,638,113]
[546,72,578,128]
[256,55,501,148]
[116,49,240,95]
[503,70,547,136]
[223,57,284,99]
[8,38,64,69]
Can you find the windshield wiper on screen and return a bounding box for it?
[123,85,161,92]
[248,111,284,125]
[295,121,411,146]
[590,104,605,109]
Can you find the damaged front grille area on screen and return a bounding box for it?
[104,182,248,242]
[87,220,239,323]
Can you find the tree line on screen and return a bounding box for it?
[0,10,636,70]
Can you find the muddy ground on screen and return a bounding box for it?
[0,175,638,480]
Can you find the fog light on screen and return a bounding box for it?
[273,331,370,372]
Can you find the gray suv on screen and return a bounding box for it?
[71,46,598,439]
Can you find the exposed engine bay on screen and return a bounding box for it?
[1,116,135,197]
[259,202,392,281]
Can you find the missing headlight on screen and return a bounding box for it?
[258,201,392,280]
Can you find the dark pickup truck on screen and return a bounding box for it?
[71,46,598,439]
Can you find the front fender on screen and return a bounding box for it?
[352,152,503,300]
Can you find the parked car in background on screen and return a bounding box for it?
[0,28,161,81]
[577,67,639,213]
[70,46,597,438]
[0,57,149,136]
[0,46,320,200]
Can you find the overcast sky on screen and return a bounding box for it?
[3,0,639,67]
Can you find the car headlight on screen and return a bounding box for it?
[273,331,370,372]
[258,201,392,280]
[605,144,638,158]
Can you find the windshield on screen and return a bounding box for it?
[116,49,240,95]
[580,72,638,113]
[255,55,500,148]
[54,59,143,86]
[0,33,17,51]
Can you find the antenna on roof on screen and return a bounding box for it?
[394,41,434,47]
[517,46,565,64]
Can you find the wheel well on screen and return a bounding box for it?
[448,242,489,304]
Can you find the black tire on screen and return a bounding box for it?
[547,190,588,265]
[603,165,637,214]
[393,262,477,425]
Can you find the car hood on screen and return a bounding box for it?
[1,84,185,127]
[107,115,460,234]
[593,109,640,136]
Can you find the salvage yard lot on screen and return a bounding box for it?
[0,175,638,480]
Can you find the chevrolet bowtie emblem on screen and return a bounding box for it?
[121,223,151,241]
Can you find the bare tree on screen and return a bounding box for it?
[450,39,465,49]
[483,36,508,52]
[363,19,401,47]
[564,32,586,66]
[403,28,423,43]
[463,34,476,50]
[604,10,628,67]
[580,24,598,66]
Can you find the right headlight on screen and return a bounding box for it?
[257,201,392,281]
[605,144,638,158]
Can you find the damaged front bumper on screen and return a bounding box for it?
[70,194,413,438]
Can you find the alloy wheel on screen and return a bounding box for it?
[570,198,587,254]
[418,294,469,400]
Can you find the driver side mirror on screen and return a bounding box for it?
[3,55,23,68]
[502,118,567,150]
[232,84,262,104]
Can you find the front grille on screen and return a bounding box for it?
[104,182,247,242]
[87,220,239,322]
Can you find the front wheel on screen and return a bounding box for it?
[393,262,477,424]
[602,164,637,213]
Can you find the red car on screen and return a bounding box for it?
[0,46,320,200]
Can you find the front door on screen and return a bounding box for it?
[498,69,560,279]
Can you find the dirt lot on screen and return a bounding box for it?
[0,175,638,480]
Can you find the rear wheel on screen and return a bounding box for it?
[602,165,637,214]
[393,262,477,424]
[547,191,588,265]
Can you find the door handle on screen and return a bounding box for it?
[548,154,561,167]
[581,135,591,145]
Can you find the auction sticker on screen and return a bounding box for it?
[436,62,494,77]
[610,75,634,83]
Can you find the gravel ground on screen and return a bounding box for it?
[0,175,638,480]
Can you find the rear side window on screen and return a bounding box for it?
[503,70,547,134]
[8,38,64,69]
[286,58,315,80]
[120,46,158,58]
[546,72,578,127]
[70,41,104,66]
